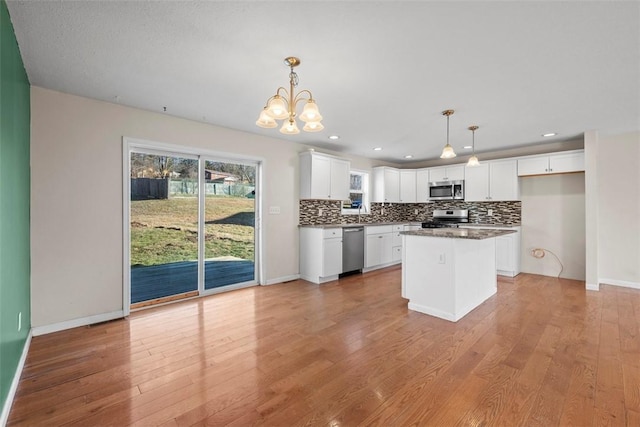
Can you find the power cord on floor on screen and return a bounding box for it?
[530,248,564,278]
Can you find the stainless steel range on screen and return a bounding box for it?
[422,209,469,228]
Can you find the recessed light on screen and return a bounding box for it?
[404,155,413,159]
[463,145,472,149]
[373,147,383,151]
[328,135,340,140]
[542,132,557,137]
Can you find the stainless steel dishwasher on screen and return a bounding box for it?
[342,226,364,274]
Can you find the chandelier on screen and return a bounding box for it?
[440,109,456,159]
[256,57,324,135]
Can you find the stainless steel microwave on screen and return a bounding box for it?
[428,180,464,201]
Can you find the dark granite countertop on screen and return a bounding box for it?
[299,222,422,229]
[459,223,521,228]
[401,228,517,240]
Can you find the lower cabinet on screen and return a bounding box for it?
[366,227,392,268]
[497,227,520,277]
[300,227,343,284]
[365,224,406,270]
[392,224,403,262]
[300,223,414,280]
[459,225,521,277]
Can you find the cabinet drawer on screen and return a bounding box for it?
[392,246,402,262]
[366,225,393,235]
[323,228,342,238]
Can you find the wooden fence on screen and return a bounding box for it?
[132,178,255,199]
[130,178,169,200]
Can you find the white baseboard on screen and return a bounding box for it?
[263,274,300,286]
[31,310,124,337]
[586,283,600,291]
[600,278,640,290]
[1,330,32,427]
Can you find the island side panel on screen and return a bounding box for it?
[452,237,498,320]
[403,236,456,320]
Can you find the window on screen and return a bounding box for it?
[342,170,369,214]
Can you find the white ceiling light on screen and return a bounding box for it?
[467,125,480,167]
[328,135,340,140]
[440,110,456,159]
[373,147,382,151]
[404,155,413,159]
[542,132,557,137]
[256,57,323,134]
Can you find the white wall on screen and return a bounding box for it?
[597,131,640,287]
[520,173,586,280]
[30,87,383,328]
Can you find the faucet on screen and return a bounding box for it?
[358,204,367,223]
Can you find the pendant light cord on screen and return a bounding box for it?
[472,128,475,156]
[446,114,450,145]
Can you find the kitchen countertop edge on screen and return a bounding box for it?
[298,222,520,229]
[298,222,422,229]
[401,228,517,240]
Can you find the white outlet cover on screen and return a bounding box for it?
[268,206,280,214]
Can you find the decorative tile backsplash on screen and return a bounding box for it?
[299,200,521,225]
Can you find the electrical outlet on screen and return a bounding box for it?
[414,209,419,215]
[381,208,385,215]
[438,253,446,264]
[18,312,22,331]
[318,208,323,216]
[487,209,493,216]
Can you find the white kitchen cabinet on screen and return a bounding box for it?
[365,225,394,268]
[459,225,521,277]
[299,227,343,284]
[416,169,430,202]
[464,163,489,202]
[299,151,350,200]
[464,159,519,202]
[372,167,400,203]
[391,224,404,262]
[429,165,464,182]
[517,151,584,176]
[399,170,417,203]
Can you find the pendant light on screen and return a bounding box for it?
[467,125,480,166]
[440,110,456,159]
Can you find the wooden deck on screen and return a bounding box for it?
[131,260,255,303]
[8,269,640,426]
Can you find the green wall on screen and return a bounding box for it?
[0,0,31,412]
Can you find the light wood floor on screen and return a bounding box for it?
[9,268,640,426]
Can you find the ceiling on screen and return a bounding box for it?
[6,1,640,163]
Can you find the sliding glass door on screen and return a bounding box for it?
[126,142,259,310]
[129,152,199,307]
[203,160,256,290]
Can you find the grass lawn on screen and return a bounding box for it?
[131,196,255,266]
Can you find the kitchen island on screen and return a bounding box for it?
[400,228,516,322]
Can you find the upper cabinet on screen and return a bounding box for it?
[299,151,350,200]
[399,170,417,203]
[372,167,400,203]
[428,165,464,182]
[416,169,430,203]
[517,151,585,176]
[465,159,519,202]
